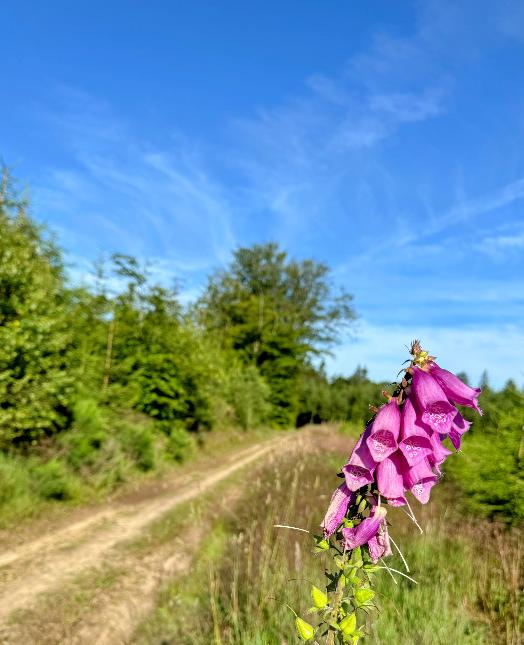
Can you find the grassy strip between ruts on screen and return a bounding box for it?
[131,442,519,645]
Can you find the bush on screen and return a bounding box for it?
[156,421,195,463]
[0,454,34,522]
[445,385,524,525]
[118,420,156,471]
[32,459,79,501]
[0,189,74,447]
[227,364,270,430]
[61,397,108,470]
[134,352,213,432]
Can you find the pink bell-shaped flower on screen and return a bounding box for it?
[427,431,452,472]
[342,506,387,550]
[398,399,433,466]
[428,363,482,415]
[448,410,472,450]
[321,483,354,538]
[411,368,456,434]
[376,451,405,505]
[402,457,437,504]
[366,399,400,463]
[343,425,376,491]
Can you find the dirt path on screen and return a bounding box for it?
[0,431,315,643]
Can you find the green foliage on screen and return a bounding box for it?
[445,383,524,524]
[226,364,270,430]
[0,453,34,521]
[198,242,356,426]
[296,366,384,428]
[0,175,73,446]
[32,459,79,501]
[156,421,196,463]
[61,398,108,470]
[134,352,209,430]
[118,420,157,471]
[0,172,361,461]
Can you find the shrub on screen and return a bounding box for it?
[445,385,524,525]
[0,187,74,447]
[60,397,108,470]
[151,421,193,463]
[134,352,213,432]
[118,420,156,472]
[0,454,34,522]
[227,364,270,430]
[32,459,79,501]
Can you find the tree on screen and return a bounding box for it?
[0,170,73,447]
[198,242,356,425]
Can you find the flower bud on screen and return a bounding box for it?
[295,617,314,641]
[314,537,329,551]
[310,585,328,609]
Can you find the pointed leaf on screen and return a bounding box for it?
[355,588,375,606]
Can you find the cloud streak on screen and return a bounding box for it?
[33,89,237,277]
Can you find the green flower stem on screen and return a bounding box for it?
[326,552,349,645]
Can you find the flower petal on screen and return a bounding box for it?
[367,429,397,462]
[342,463,374,491]
[348,424,376,471]
[428,431,452,468]
[411,479,436,504]
[448,410,472,449]
[372,400,401,441]
[403,458,437,504]
[376,452,404,500]
[368,523,392,562]
[399,399,433,466]
[429,363,483,414]
[411,369,456,434]
[321,483,354,538]
[342,507,387,550]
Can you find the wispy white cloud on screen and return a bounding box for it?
[33,89,237,273]
[335,176,524,276]
[474,226,524,256]
[230,81,446,247]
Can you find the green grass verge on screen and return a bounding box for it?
[0,416,282,529]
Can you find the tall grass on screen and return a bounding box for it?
[133,444,519,644]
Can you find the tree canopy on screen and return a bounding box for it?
[198,243,356,424]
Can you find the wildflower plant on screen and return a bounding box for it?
[290,341,482,644]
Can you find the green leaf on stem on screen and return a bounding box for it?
[363,564,381,573]
[311,585,329,609]
[339,612,357,635]
[354,588,375,606]
[295,617,315,641]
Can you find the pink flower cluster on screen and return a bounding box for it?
[321,360,482,560]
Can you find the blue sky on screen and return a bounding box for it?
[2,1,524,387]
